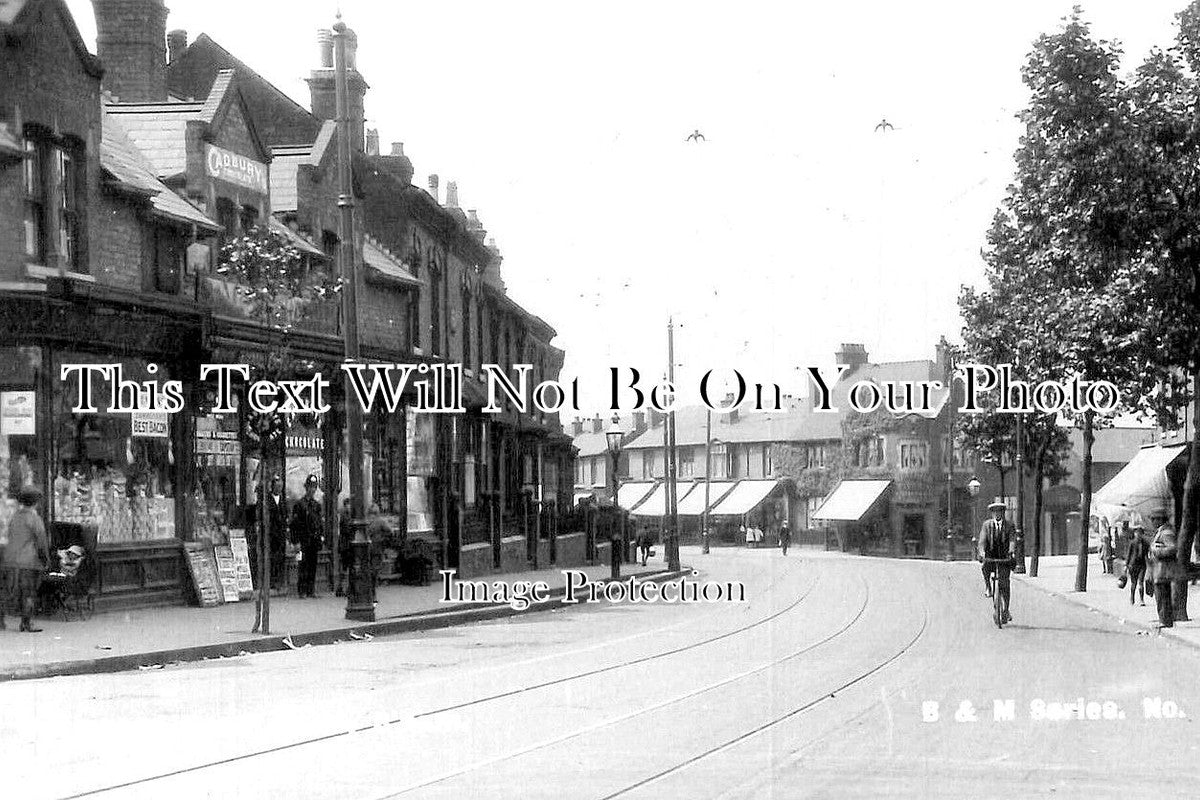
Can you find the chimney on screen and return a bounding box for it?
[93,0,169,102]
[167,29,187,65]
[427,174,440,204]
[365,128,380,156]
[649,409,664,428]
[835,343,869,371]
[591,414,604,434]
[466,209,487,242]
[723,392,740,424]
[571,418,584,437]
[445,181,459,208]
[632,411,646,431]
[307,23,369,152]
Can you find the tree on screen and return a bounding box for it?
[215,226,342,634]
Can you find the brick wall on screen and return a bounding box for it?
[94,0,168,103]
[0,1,102,282]
[92,194,144,291]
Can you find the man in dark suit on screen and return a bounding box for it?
[251,474,289,590]
[290,474,324,597]
[978,500,1017,623]
[1146,506,1183,628]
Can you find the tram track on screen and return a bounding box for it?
[371,575,875,799]
[59,560,820,800]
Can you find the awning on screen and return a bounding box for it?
[709,480,784,517]
[812,480,892,522]
[616,481,656,511]
[363,237,421,287]
[269,217,326,258]
[675,480,737,516]
[630,482,698,517]
[1092,444,1186,525]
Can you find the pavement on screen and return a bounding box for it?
[1013,554,1200,649]
[0,561,672,682]
[9,547,1200,799]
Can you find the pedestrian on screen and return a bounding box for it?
[1124,524,1149,606]
[742,525,752,548]
[335,497,353,597]
[289,475,324,598]
[1099,532,1114,574]
[779,521,791,556]
[1,486,49,632]
[1146,506,1183,628]
[636,527,651,566]
[753,525,764,548]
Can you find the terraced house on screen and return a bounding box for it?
[0,0,577,613]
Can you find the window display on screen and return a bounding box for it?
[53,354,176,544]
[0,347,42,547]
[194,411,243,544]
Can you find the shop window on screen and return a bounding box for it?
[193,407,243,542]
[0,347,45,544]
[53,355,176,544]
[406,408,436,531]
[23,132,84,271]
[150,226,184,294]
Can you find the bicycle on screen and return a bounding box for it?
[981,557,1014,628]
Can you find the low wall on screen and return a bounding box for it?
[454,531,593,578]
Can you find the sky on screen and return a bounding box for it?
[64,0,1187,412]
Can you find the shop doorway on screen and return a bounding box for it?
[902,513,926,556]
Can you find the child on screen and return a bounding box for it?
[1099,532,1114,574]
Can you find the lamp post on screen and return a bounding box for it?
[605,414,624,580]
[967,476,981,555]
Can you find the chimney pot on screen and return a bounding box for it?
[592,414,604,434]
[445,181,460,208]
[94,0,170,102]
[632,411,646,430]
[571,418,584,437]
[365,128,380,156]
[428,174,440,203]
[317,29,333,68]
[167,29,187,64]
[391,142,405,156]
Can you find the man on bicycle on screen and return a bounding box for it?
[978,500,1017,624]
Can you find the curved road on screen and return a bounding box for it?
[4,547,1199,799]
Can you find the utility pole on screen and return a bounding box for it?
[702,407,712,554]
[666,319,680,572]
[1015,411,1026,574]
[946,350,956,561]
[334,18,371,621]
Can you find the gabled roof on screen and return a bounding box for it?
[269,120,336,213]
[101,108,220,231]
[623,404,842,452]
[105,70,269,178]
[1,0,103,78]
[167,33,322,147]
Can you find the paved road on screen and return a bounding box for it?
[4,548,1199,799]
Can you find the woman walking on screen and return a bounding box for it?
[1125,525,1149,606]
[1,486,49,632]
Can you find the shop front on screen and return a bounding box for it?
[0,292,207,610]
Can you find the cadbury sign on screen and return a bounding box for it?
[204,144,268,194]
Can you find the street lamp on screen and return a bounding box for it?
[967,476,981,552]
[605,413,624,580]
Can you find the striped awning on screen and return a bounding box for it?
[812,480,892,522]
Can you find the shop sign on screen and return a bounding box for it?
[214,545,241,603]
[204,143,268,194]
[229,533,254,599]
[183,543,223,607]
[132,388,169,437]
[195,430,241,456]
[0,391,35,435]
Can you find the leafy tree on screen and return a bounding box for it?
[215,225,342,633]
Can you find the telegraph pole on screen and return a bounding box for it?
[334,18,371,621]
[666,319,680,572]
[702,407,712,554]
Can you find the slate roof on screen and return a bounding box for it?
[167,33,322,148]
[269,120,336,212]
[104,100,201,179]
[623,404,842,452]
[363,235,419,286]
[267,217,325,258]
[573,415,642,458]
[101,108,220,230]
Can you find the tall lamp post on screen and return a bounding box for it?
[606,414,624,581]
[967,476,981,553]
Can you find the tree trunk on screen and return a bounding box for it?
[1031,455,1046,578]
[1075,410,1095,592]
[998,466,1007,499]
[1174,368,1200,620]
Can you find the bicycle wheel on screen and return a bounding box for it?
[993,575,1003,628]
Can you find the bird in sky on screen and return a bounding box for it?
[686,129,706,142]
[874,118,895,132]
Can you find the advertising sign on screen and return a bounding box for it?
[204,143,268,194]
[0,391,35,436]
